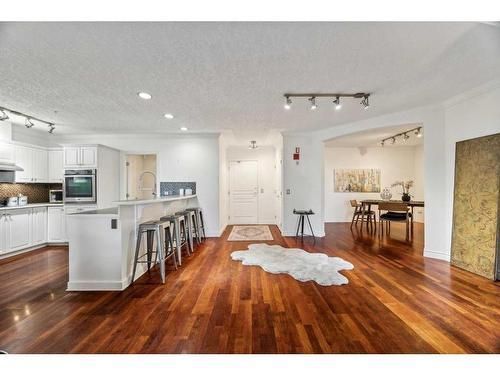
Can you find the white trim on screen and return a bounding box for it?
[67,279,127,291]
[0,243,47,260]
[280,231,326,238]
[423,248,450,262]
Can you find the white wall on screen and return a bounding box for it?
[324,146,424,223]
[54,133,220,236]
[443,83,500,260]
[226,145,277,224]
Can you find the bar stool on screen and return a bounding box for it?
[160,214,191,266]
[175,210,195,252]
[186,207,206,241]
[182,209,201,244]
[131,219,177,284]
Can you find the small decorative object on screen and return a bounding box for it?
[391,180,414,201]
[380,187,392,200]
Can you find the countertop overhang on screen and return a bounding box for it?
[113,194,197,206]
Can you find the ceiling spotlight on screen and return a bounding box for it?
[137,92,152,100]
[390,137,396,145]
[164,113,174,119]
[415,128,423,138]
[284,96,292,110]
[48,124,55,134]
[0,109,9,121]
[249,140,258,149]
[180,127,188,131]
[333,96,342,110]
[361,95,370,109]
[403,133,410,142]
[25,118,35,128]
[309,97,317,110]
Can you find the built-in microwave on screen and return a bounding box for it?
[63,169,97,203]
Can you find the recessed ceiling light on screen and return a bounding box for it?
[164,113,174,119]
[180,127,188,131]
[137,92,152,100]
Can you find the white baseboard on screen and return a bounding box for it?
[67,279,127,291]
[0,243,47,260]
[424,248,450,262]
[280,230,325,238]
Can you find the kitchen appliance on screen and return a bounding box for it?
[0,144,24,183]
[5,196,18,207]
[18,195,28,206]
[185,188,193,196]
[63,169,97,203]
[49,189,63,203]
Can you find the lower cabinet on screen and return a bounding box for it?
[48,206,67,242]
[0,205,67,257]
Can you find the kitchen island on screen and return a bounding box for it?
[66,194,198,291]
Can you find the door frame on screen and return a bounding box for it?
[228,159,259,225]
[120,152,159,200]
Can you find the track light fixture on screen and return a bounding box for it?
[249,140,258,150]
[309,97,317,110]
[0,109,9,121]
[283,92,371,111]
[284,96,292,110]
[0,105,57,134]
[333,96,342,110]
[361,95,370,109]
[25,118,35,128]
[380,126,422,146]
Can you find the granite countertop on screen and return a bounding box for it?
[0,202,64,211]
[113,194,197,206]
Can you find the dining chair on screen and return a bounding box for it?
[350,200,376,229]
[378,202,411,241]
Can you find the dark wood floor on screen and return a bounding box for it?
[0,222,499,353]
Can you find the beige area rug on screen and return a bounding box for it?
[228,225,273,241]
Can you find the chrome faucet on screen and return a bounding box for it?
[138,170,157,198]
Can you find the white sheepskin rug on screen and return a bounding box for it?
[230,243,354,286]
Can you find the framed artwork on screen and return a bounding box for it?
[334,169,381,193]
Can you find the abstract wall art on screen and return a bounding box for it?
[334,169,381,193]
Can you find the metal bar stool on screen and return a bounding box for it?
[160,214,191,266]
[186,207,205,241]
[175,210,195,252]
[132,220,168,284]
[183,209,201,244]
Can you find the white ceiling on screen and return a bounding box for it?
[324,123,423,147]
[0,22,499,135]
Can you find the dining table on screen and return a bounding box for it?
[360,199,425,232]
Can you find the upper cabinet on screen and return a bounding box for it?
[63,146,97,168]
[14,145,48,183]
[48,149,64,183]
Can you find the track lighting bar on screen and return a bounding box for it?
[283,92,370,110]
[380,126,422,147]
[0,105,56,133]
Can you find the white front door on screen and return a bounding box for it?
[229,160,258,224]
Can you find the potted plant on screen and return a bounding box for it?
[391,180,413,202]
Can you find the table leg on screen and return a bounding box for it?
[411,206,414,238]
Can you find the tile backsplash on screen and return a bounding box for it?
[0,183,62,204]
[160,181,196,196]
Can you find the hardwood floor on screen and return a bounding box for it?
[0,223,499,353]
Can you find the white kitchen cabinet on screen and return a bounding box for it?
[48,149,64,182]
[4,209,31,253]
[63,146,97,168]
[14,145,49,183]
[14,145,33,183]
[32,148,48,182]
[0,213,7,254]
[32,207,47,246]
[48,206,67,242]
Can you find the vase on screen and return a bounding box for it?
[402,193,411,202]
[380,188,392,200]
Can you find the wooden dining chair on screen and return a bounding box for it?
[378,202,411,241]
[350,200,376,229]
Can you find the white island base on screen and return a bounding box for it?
[66,195,198,291]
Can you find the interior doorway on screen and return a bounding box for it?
[125,154,157,200]
[229,160,259,224]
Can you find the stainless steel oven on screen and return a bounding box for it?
[63,169,96,203]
